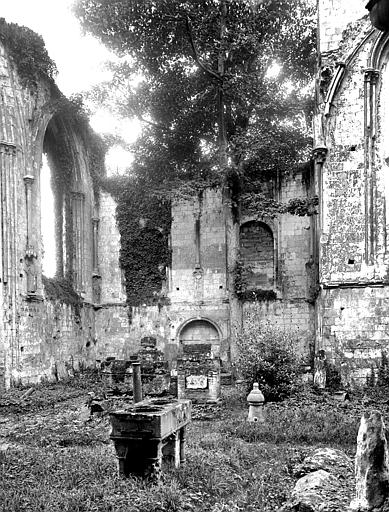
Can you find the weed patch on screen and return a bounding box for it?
[0,378,381,511]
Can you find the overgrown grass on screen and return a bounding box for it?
[220,405,360,447]
[1,424,298,512]
[0,369,103,414]
[0,378,379,512]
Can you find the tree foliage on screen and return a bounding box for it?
[74,0,316,305]
[74,0,316,198]
[0,17,57,86]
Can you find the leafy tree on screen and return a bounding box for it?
[74,0,315,202]
[73,0,316,304]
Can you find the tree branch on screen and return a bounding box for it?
[185,17,222,82]
[115,84,171,132]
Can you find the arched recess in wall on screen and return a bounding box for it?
[367,32,389,258]
[239,220,275,290]
[29,112,95,296]
[43,116,82,290]
[178,318,221,356]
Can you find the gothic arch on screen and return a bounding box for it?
[12,97,100,298]
[369,31,389,69]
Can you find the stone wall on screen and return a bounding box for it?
[125,189,231,368]
[0,35,129,387]
[315,1,389,384]
[319,286,389,387]
[318,0,367,54]
[120,175,315,369]
[14,299,96,384]
[241,173,316,360]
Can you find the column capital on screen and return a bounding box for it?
[312,145,328,164]
[364,68,380,84]
[23,175,35,186]
[0,141,17,155]
[71,191,85,199]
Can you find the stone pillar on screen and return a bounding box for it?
[92,216,99,274]
[312,146,328,362]
[24,175,37,293]
[71,192,85,292]
[350,411,389,511]
[312,145,328,256]
[0,141,17,285]
[132,361,143,403]
[0,140,19,387]
[23,175,34,249]
[364,68,380,265]
[208,369,221,402]
[193,202,204,300]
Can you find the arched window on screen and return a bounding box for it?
[42,115,86,292]
[240,221,274,290]
[40,155,56,277]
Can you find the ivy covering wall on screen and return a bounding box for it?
[0,19,107,302]
[106,178,172,308]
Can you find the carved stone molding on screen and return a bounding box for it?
[23,174,35,187]
[0,141,17,155]
[364,67,380,84]
[312,145,328,164]
[92,216,100,274]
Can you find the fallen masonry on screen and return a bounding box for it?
[280,411,389,512]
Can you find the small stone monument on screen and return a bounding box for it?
[177,343,221,403]
[313,349,327,389]
[136,337,170,396]
[247,382,265,422]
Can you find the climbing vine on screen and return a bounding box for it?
[241,192,319,220]
[106,178,172,308]
[46,94,108,197]
[232,259,277,302]
[42,276,83,319]
[0,18,57,86]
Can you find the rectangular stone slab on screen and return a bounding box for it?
[110,398,191,440]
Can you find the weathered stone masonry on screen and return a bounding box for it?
[0,39,131,388]
[315,0,389,385]
[124,180,315,372]
[0,14,335,387]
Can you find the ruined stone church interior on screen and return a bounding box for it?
[1,0,389,390]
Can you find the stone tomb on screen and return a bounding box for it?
[101,358,132,387]
[109,397,191,477]
[100,337,171,397]
[177,343,221,402]
[137,337,171,396]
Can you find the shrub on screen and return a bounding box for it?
[235,313,303,401]
[325,362,342,390]
[377,351,389,386]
